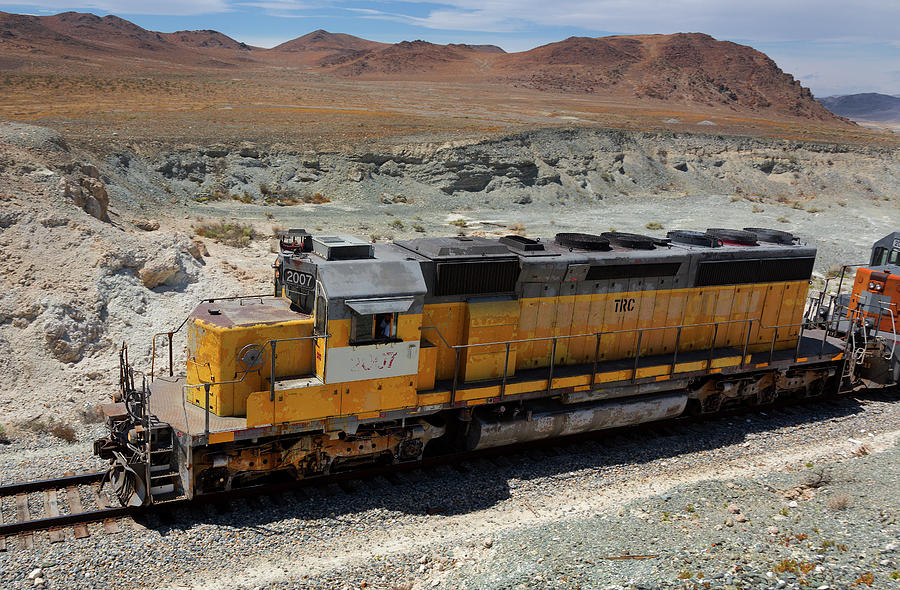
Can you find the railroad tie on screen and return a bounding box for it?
[15,494,32,549]
[91,484,121,534]
[43,490,63,543]
[64,486,89,539]
[0,497,6,552]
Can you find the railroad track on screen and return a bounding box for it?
[1,387,896,550]
[0,471,130,551]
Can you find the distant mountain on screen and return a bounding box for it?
[496,33,837,121]
[0,10,253,68]
[272,29,385,53]
[819,93,900,124]
[270,29,386,66]
[0,11,848,124]
[162,29,252,51]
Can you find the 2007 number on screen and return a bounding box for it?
[283,269,314,290]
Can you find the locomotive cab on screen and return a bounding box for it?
[187,233,429,425]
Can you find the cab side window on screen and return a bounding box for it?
[351,312,398,344]
[872,247,887,266]
[314,294,327,334]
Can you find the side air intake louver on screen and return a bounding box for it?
[554,233,612,251]
[586,262,682,280]
[435,259,520,296]
[695,257,815,286]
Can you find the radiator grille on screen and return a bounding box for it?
[695,257,814,286]
[586,262,681,281]
[435,259,520,296]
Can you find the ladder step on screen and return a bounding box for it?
[150,473,177,481]
[150,464,172,473]
[151,447,173,453]
[150,484,175,496]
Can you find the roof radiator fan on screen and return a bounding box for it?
[706,228,758,246]
[554,233,612,251]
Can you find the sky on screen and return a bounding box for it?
[1,0,898,97]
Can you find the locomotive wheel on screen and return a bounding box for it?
[111,463,148,507]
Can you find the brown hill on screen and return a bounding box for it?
[273,29,384,53]
[0,11,258,69]
[270,29,386,66]
[162,29,252,51]
[0,11,845,124]
[40,11,173,53]
[497,33,836,121]
[328,40,483,76]
[0,11,95,51]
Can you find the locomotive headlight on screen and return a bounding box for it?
[875,283,884,291]
[869,282,875,289]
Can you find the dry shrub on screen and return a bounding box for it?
[194,220,258,247]
[305,192,330,204]
[774,559,799,574]
[827,493,850,511]
[79,404,104,424]
[852,572,874,587]
[508,222,526,235]
[265,189,330,206]
[22,418,77,443]
[50,422,77,443]
[851,444,872,457]
[802,466,832,489]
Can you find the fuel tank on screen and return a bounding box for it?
[464,393,687,451]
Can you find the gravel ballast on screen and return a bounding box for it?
[1,391,897,589]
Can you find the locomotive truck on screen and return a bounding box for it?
[93,228,900,506]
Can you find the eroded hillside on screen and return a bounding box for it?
[1,121,898,429]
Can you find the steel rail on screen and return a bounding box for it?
[0,471,107,497]
[0,506,134,536]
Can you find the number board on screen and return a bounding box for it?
[283,268,315,291]
[892,237,900,251]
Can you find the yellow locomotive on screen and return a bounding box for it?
[96,227,852,506]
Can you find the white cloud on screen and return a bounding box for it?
[236,0,313,14]
[2,0,230,15]
[350,7,522,33]
[369,0,900,45]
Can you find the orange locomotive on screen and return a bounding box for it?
[844,232,900,383]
